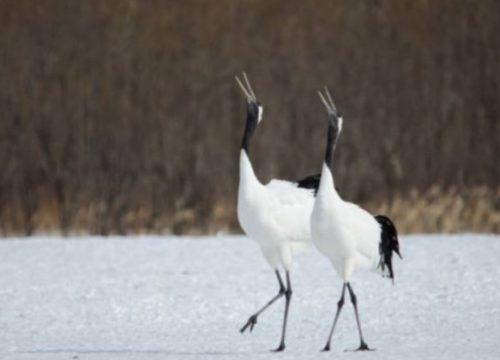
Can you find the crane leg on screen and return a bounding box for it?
[322,283,347,351]
[346,282,373,351]
[272,271,292,352]
[240,270,285,334]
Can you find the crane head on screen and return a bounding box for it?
[318,86,343,134]
[235,72,263,124]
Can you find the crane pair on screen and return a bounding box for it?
[235,73,402,352]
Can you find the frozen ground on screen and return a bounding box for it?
[0,234,499,360]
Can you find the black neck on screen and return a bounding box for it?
[241,107,258,154]
[324,123,338,169]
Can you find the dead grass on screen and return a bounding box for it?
[2,186,498,236]
[365,186,500,234]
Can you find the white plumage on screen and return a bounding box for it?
[238,151,313,269]
[311,163,381,280]
[235,73,315,351]
[310,88,401,352]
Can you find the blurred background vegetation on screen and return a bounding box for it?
[0,0,499,236]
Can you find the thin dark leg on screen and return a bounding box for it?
[272,271,292,352]
[346,283,372,351]
[322,283,346,351]
[240,270,285,333]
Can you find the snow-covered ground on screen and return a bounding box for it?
[0,234,499,360]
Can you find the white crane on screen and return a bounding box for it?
[310,88,402,352]
[235,73,317,351]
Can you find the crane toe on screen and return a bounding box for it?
[345,342,374,352]
[271,343,286,352]
[240,314,258,333]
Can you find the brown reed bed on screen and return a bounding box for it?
[1,186,498,237]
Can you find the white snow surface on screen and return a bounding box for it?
[0,234,499,360]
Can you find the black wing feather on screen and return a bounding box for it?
[296,174,321,195]
[296,174,341,195]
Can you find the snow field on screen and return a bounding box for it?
[0,234,499,359]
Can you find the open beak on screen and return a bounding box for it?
[318,86,338,117]
[235,72,257,103]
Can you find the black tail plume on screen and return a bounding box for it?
[375,215,401,282]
